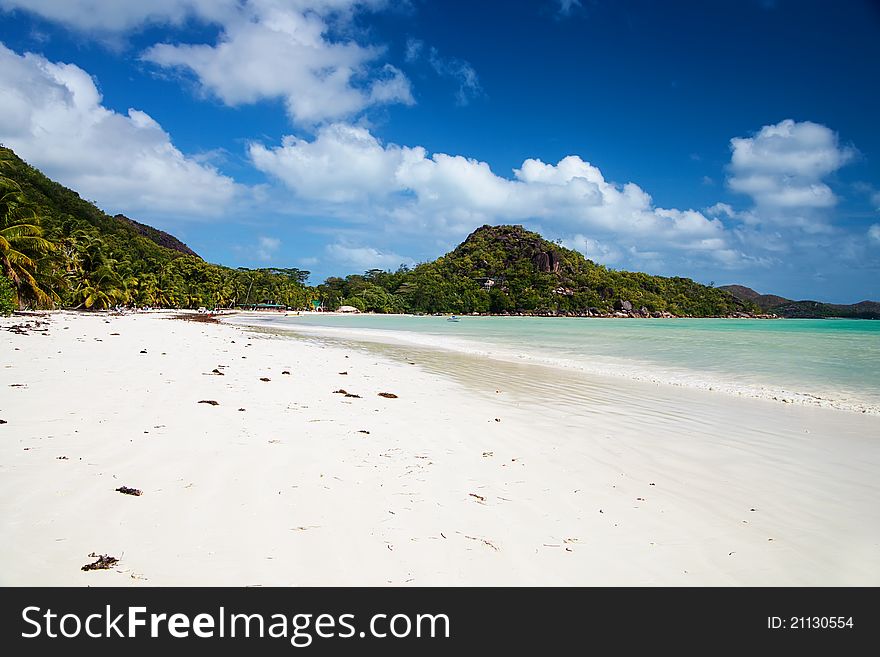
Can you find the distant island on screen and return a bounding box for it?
[719,285,880,320]
[2,145,874,318]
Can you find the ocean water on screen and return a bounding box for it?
[232,314,880,413]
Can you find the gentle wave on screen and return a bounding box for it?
[225,314,880,415]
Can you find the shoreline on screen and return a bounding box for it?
[225,313,880,416]
[2,311,878,586]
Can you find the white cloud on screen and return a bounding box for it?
[0,0,239,32]
[869,224,880,244]
[0,43,239,218]
[325,243,413,270]
[142,0,413,125]
[562,234,622,265]
[256,236,281,261]
[728,119,855,212]
[251,123,742,267]
[4,1,414,125]
[249,123,418,202]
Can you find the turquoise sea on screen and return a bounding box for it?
[236,314,880,413]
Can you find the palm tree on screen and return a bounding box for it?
[0,175,55,307]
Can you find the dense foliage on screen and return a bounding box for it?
[3,146,754,317]
[0,274,15,316]
[317,225,757,317]
[0,147,313,311]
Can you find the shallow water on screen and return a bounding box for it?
[229,314,880,413]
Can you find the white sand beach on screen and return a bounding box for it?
[1,311,878,586]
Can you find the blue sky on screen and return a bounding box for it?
[1,0,878,302]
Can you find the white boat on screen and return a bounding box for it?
[447,315,461,322]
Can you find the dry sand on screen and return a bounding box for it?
[1,310,878,585]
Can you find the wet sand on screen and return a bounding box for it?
[1,310,878,585]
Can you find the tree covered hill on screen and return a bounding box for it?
[719,285,880,319]
[1,145,760,317]
[113,213,200,258]
[1,146,312,310]
[318,225,759,317]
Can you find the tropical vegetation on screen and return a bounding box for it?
[1,145,755,317]
[0,146,312,311]
[317,225,757,316]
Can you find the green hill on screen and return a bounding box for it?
[319,224,759,317]
[719,285,880,319]
[0,145,311,311]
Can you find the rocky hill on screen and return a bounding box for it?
[113,214,200,258]
[320,224,761,317]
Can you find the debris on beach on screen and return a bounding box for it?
[345,393,361,398]
[358,430,371,434]
[494,418,501,422]
[81,553,119,571]
[463,534,499,551]
[0,419,7,424]
[139,349,147,354]
[56,456,68,460]
[339,371,348,375]
[469,493,487,503]
[482,451,493,457]
[198,400,220,406]
[170,313,220,324]
[282,371,291,375]
[3,320,50,335]
[238,408,246,412]
[116,486,142,496]
[259,377,270,382]
[378,392,398,399]
[333,389,349,395]
[208,368,224,375]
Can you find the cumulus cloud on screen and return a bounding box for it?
[561,234,622,265]
[249,123,417,202]
[0,43,239,217]
[728,119,855,214]
[869,224,880,244]
[3,1,414,125]
[325,243,414,270]
[141,0,413,125]
[250,123,743,267]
